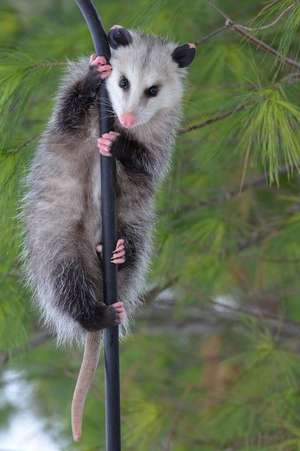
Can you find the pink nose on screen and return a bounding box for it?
[120,113,137,128]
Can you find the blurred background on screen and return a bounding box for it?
[1,0,300,449]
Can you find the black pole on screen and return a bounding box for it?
[75,2,121,450]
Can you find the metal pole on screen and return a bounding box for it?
[75,2,121,450]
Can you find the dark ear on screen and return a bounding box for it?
[108,26,133,49]
[172,44,196,68]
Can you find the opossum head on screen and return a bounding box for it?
[106,26,196,129]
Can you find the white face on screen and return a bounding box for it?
[106,44,185,129]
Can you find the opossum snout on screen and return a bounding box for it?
[119,112,137,129]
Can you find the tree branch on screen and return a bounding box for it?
[0,332,51,367]
[179,104,246,134]
[239,4,294,32]
[230,166,290,198]
[207,1,300,71]
[137,297,300,344]
[162,166,290,225]
[6,135,39,153]
[228,21,300,70]
[180,67,300,135]
[195,25,228,46]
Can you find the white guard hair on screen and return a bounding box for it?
[21,29,191,347]
[106,30,187,129]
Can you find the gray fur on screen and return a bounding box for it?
[21,30,193,346]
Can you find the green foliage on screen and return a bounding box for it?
[240,86,300,185]
[2,0,300,450]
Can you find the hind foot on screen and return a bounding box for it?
[96,239,126,265]
[111,239,126,264]
[89,54,112,80]
[111,301,126,324]
[77,301,126,330]
[97,131,120,157]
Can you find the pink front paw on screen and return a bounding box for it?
[97,131,120,157]
[112,301,126,324]
[89,54,112,80]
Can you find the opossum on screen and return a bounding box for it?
[22,26,195,441]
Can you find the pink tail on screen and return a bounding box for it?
[71,331,102,441]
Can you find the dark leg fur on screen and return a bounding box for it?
[117,224,146,270]
[53,258,118,331]
[111,134,155,178]
[97,129,156,178]
[56,67,102,134]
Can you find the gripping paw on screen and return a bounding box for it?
[111,301,126,325]
[111,239,126,265]
[96,239,126,265]
[97,131,120,157]
[89,54,112,80]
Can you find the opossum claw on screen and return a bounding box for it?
[97,131,120,157]
[89,54,112,80]
[111,238,126,264]
[112,301,126,323]
[96,238,125,265]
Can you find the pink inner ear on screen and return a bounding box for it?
[188,43,196,49]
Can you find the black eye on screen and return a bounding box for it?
[145,85,159,98]
[119,76,130,90]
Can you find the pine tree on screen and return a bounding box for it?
[1,0,300,449]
